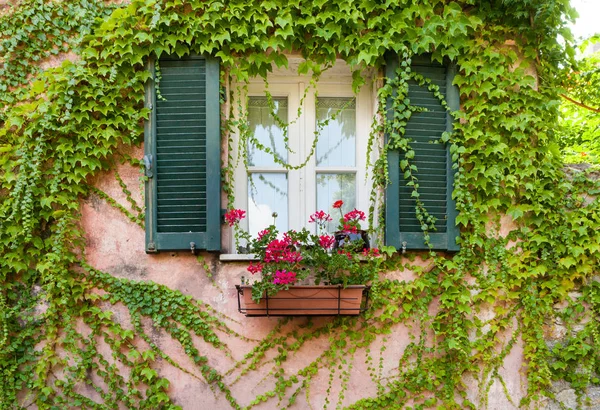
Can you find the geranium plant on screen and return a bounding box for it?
[227,203,382,303]
[332,200,370,250]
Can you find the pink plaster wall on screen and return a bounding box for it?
[79,154,527,409]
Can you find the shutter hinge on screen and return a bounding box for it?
[147,102,153,110]
[147,242,157,253]
[143,154,153,178]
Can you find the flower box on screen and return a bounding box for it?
[235,285,370,316]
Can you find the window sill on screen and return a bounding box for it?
[219,253,259,262]
[219,253,382,262]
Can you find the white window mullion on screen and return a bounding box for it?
[296,81,306,230]
[286,85,302,232]
[303,86,317,231]
[355,79,374,224]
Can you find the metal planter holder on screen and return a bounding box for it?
[235,285,371,317]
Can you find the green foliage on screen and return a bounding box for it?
[0,0,116,113]
[557,37,600,164]
[0,0,599,409]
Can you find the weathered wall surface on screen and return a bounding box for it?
[79,149,529,409]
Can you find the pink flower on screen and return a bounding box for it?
[318,235,335,250]
[272,270,297,285]
[333,200,344,209]
[225,209,246,226]
[283,231,298,246]
[257,229,270,240]
[309,210,332,223]
[247,262,263,274]
[264,239,302,264]
[343,209,365,223]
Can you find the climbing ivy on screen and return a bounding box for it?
[1,0,599,409]
[0,0,116,114]
[557,35,600,165]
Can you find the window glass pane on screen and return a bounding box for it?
[316,97,356,167]
[247,97,288,166]
[248,173,288,237]
[316,173,356,233]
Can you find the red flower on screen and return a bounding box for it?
[318,235,335,249]
[333,200,344,209]
[247,262,263,274]
[363,248,380,257]
[342,224,358,234]
[225,209,246,226]
[337,250,353,260]
[264,239,302,264]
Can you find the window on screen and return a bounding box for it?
[144,55,221,252]
[384,54,460,251]
[232,62,375,241]
[143,54,458,254]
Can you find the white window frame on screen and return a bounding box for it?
[232,60,375,246]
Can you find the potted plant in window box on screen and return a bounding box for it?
[331,200,370,250]
[227,203,382,316]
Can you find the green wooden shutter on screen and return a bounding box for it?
[144,55,221,252]
[385,54,459,251]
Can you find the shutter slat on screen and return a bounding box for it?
[156,106,206,114]
[156,153,207,160]
[158,210,206,216]
[157,173,205,179]
[156,161,205,168]
[158,205,205,213]
[157,101,207,109]
[157,217,206,224]
[157,139,205,146]
[402,129,445,138]
[158,192,204,199]
[157,147,204,154]
[157,181,205,189]
[399,205,447,212]
[158,199,205,205]
[157,113,207,121]
[157,117,207,124]
[156,125,206,131]
[158,226,205,233]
